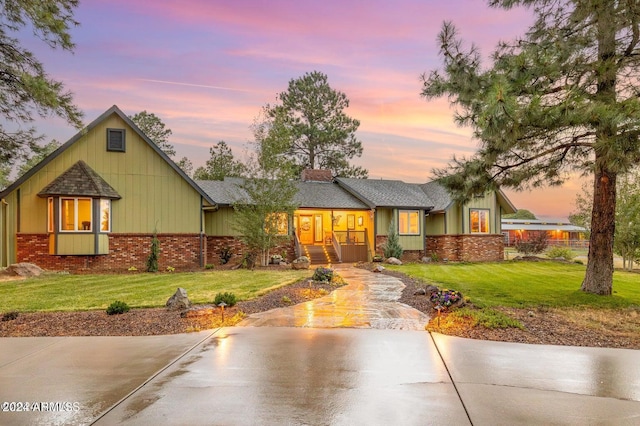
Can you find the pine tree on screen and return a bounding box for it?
[382,224,403,259]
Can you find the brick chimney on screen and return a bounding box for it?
[300,169,333,182]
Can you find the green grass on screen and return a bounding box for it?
[0,269,310,312]
[388,261,640,309]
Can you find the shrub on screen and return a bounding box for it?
[146,233,160,272]
[312,267,334,282]
[205,263,215,270]
[381,224,403,259]
[514,232,548,256]
[219,246,233,265]
[282,296,292,304]
[1,311,19,322]
[546,246,574,261]
[106,300,130,315]
[214,292,237,307]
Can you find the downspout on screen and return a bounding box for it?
[199,196,204,268]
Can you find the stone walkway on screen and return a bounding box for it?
[239,266,430,330]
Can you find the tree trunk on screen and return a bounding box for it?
[582,167,616,295]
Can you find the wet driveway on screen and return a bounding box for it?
[2,267,640,425]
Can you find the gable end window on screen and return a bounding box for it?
[470,209,490,233]
[398,210,420,235]
[107,128,126,152]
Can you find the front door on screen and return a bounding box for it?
[299,215,313,244]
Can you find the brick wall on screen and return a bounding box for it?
[206,236,296,266]
[426,234,504,262]
[16,233,204,273]
[375,235,423,262]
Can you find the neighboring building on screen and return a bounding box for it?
[0,106,517,272]
[501,218,588,248]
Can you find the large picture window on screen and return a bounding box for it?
[61,198,92,231]
[55,198,112,232]
[470,209,490,233]
[398,210,420,235]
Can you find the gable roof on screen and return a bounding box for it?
[195,178,369,210]
[420,181,453,212]
[0,105,216,206]
[335,177,434,210]
[38,160,121,199]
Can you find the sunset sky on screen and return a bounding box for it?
[16,0,585,218]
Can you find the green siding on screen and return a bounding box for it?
[12,114,202,234]
[57,234,95,255]
[425,212,446,235]
[205,207,239,236]
[463,192,498,234]
[375,208,393,235]
[378,208,424,251]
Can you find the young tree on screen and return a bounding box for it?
[129,111,175,157]
[175,157,194,178]
[193,141,246,180]
[0,0,83,166]
[421,1,640,295]
[261,71,367,178]
[569,182,592,238]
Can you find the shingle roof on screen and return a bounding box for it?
[336,177,434,209]
[195,179,368,209]
[38,160,121,199]
[195,179,249,205]
[294,181,368,209]
[419,181,453,212]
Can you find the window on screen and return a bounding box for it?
[398,210,420,235]
[47,197,54,233]
[470,209,490,233]
[100,199,111,232]
[60,198,92,231]
[107,128,126,152]
[266,213,288,235]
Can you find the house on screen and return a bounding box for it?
[501,218,588,248]
[0,106,517,272]
[0,105,216,271]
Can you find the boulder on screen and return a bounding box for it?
[372,265,385,273]
[7,263,43,277]
[413,288,427,296]
[425,285,439,295]
[385,257,403,265]
[292,256,310,270]
[166,287,190,310]
[420,257,431,263]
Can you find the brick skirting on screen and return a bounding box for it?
[16,233,204,273]
[426,234,504,262]
[206,236,296,266]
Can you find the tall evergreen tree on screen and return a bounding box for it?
[261,71,367,178]
[0,0,83,166]
[130,111,175,157]
[193,141,246,180]
[422,0,640,295]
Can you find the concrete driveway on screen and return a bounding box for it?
[1,267,639,425]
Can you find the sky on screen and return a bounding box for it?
[14,0,585,218]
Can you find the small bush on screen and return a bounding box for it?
[312,267,334,282]
[514,232,548,256]
[219,246,233,264]
[205,263,215,270]
[1,311,19,322]
[282,296,292,304]
[546,246,574,261]
[106,300,130,315]
[381,224,403,259]
[214,292,237,307]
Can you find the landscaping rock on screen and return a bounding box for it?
[413,288,426,296]
[7,263,43,277]
[425,285,439,295]
[385,257,403,265]
[372,265,385,273]
[421,257,431,263]
[292,256,310,270]
[166,287,190,310]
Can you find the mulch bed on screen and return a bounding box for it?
[0,278,341,337]
[387,268,640,349]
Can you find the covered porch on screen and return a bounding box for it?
[293,209,374,263]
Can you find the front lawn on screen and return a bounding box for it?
[0,269,311,312]
[387,261,640,309]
